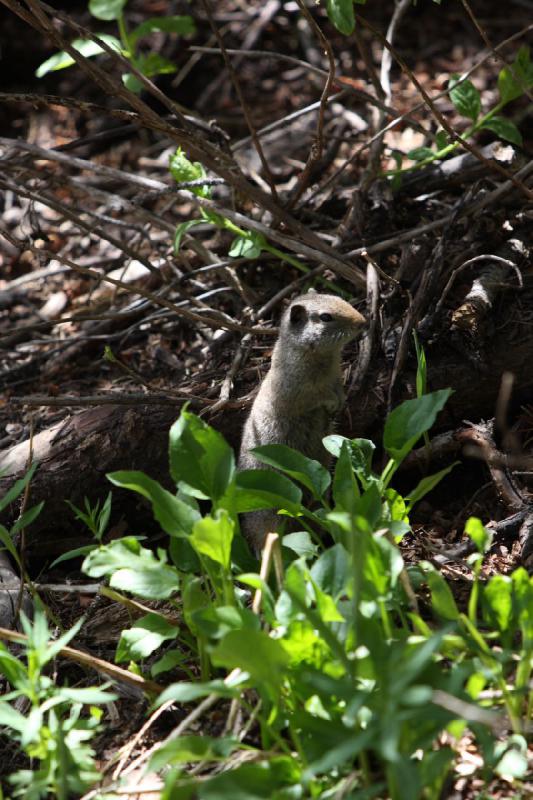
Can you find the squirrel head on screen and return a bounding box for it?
[280,293,367,352]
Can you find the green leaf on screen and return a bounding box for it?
[58,686,117,704]
[252,444,330,500]
[116,613,178,662]
[449,75,481,121]
[151,648,187,677]
[228,233,265,259]
[36,36,122,77]
[174,219,203,253]
[234,469,302,513]
[407,147,435,162]
[464,516,492,554]
[481,116,522,145]
[130,15,195,46]
[135,52,176,78]
[494,735,529,779]
[0,702,28,733]
[123,72,144,94]
[83,538,180,599]
[107,470,199,537]
[149,735,237,772]
[190,510,234,569]
[0,644,27,686]
[10,502,44,536]
[332,440,360,513]
[482,575,512,632]
[383,389,452,464]
[435,130,449,150]
[422,563,460,621]
[169,410,235,501]
[50,544,98,568]
[89,0,127,21]
[169,148,211,198]
[326,0,356,35]
[154,678,242,707]
[498,46,533,105]
[282,531,318,558]
[323,435,376,489]
[0,523,19,562]
[310,544,350,600]
[0,463,38,513]
[405,462,459,511]
[211,630,289,698]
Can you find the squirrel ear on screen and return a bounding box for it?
[289,303,307,324]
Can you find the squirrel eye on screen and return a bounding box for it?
[319,313,333,322]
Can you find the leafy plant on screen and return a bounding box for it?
[64,390,533,798]
[0,603,116,799]
[35,0,195,92]
[168,149,336,287]
[390,46,533,178]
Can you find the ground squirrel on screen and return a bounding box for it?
[239,292,367,553]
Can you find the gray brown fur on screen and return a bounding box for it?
[238,293,366,553]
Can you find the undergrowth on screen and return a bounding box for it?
[1,391,531,799]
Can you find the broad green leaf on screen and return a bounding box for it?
[483,574,512,632]
[89,0,127,21]
[481,116,522,145]
[83,538,180,599]
[36,36,122,77]
[111,563,179,599]
[449,75,481,121]
[169,410,235,501]
[494,735,529,779]
[423,563,460,621]
[116,613,178,662]
[498,46,533,105]
[0,702,28,733]
[190,605,258,642]
[310,544,350,599]
[383,389,452,463]
[464,516,491,554]
[190,510,234,569]
[154,678,242,707]
[324,435,376,489]
[0,644,26,686]
[58,686,117,703]
[130,15,195,46]
[107,470,199,536]
[211,629,289,697]
[228,235,263,259]
[252,444,330,500]
[151,648,187,677]
[171,759,300,799]
[332,440,360,513]
[149,735,237,771]
[234,469,302,513]
[281,531,318,558]
[405,462,459,510]
[326,0,356,35]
